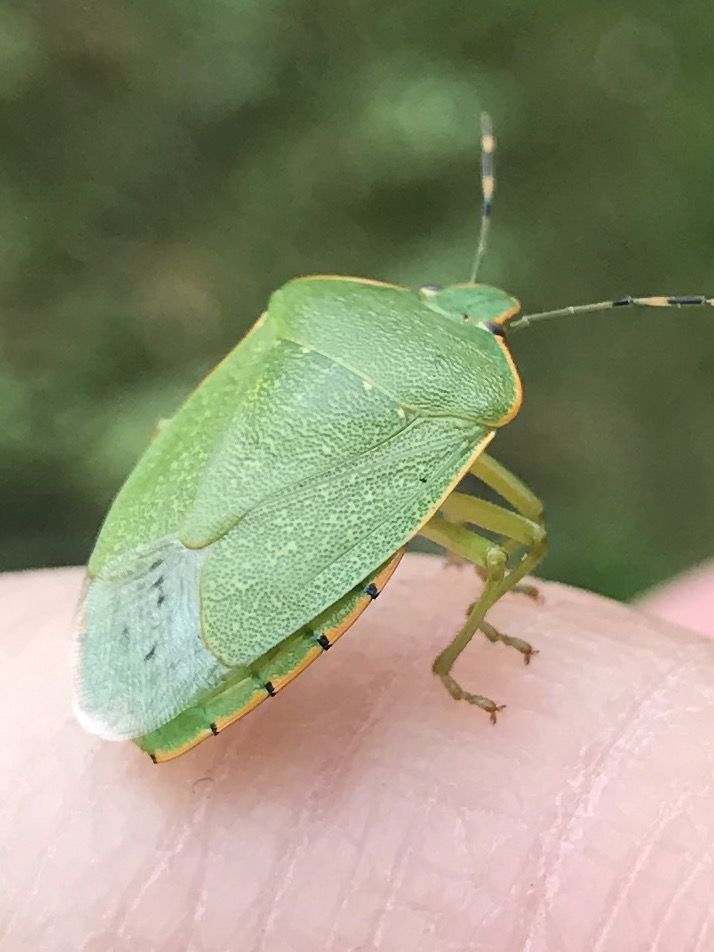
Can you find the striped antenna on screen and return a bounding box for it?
[507,294,714,331]
[469,112,495,284]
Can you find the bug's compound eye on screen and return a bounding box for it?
[482,320,506,338]
[419,284,440,299]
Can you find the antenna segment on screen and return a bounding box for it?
[469,112,495,284]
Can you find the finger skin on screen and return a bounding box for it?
[2,556,714,952]
[638,561,714,638]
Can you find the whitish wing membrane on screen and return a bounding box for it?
[73,539,230,739]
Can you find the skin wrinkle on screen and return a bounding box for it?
[324,801,375,952]
[590,791,692,952]
[112,787,213,943]
[521,655,700,952]
[329,681,420,948]
[389,800,458,950]
[255,664,393,951]
[646,806,712,951]
[319,649,473,947]
[249,738,344,948]
[507,604,703,950]
[326,785,394,952]
[693,919,712,952]
[368,808,423,950]
[189,883,210,940]
[253,826,303,952]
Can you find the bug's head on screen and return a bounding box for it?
[418,283,521,335]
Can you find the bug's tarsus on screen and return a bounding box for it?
[365,582,380,600]
[480,621,537,665]
[149,753,158,764]
[468,112,495,284]
[264,680,277,697]
[437,670,505,724]
[317,633,332,651]
[486,704,505,725]
[510,580,542,602]
[209,722,219,735]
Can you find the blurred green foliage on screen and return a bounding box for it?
[2,1,713,600]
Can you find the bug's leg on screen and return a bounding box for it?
[419,519,508,719]
[504,579,541,600]
[471,563,540,599]
[436,454,545,588]
[419,504,546,720]
[438,509,472,569]
[468,453,546,597]
[434,488,547,598]
[469,452,544,518]
[479,620,537,661]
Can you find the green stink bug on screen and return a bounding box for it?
[72,115,713,762]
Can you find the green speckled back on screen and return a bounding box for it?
[74,276,521,740]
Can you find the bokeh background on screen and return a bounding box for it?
[2,1,714,600]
